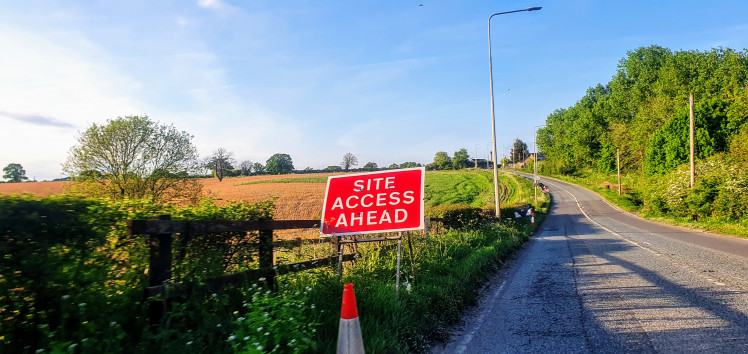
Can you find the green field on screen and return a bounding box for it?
[424,170,533,208]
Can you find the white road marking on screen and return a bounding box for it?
[542,179,661,256]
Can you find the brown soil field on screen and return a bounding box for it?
[0,181,67,196]
[202,174,336,220]
[0,174,338,220]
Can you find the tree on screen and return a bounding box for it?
[388,163,399,169]
[453,148,470,169]
[239,160,253,176]
[3,163,28,182]
[509,139,529,165]
[341,153,358,172]
[432,151,452,170]
[205,148,235,182]
[325,165,343,172]
[252,162,265,175]
[362,162,378,171]
[265,153,294,174]
[63,115,201,202]
[399,162,420,168]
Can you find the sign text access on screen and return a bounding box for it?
[320,167,425,236]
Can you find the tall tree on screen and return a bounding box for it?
[252,162,265,174]
[239,160,253,176]
[63,115,201,202]
[509,139,529,165]
[432,152,452,170]
[453,148,470,169]
[206,148,235,182]
[341,153,358,172]
[2,163,28,182]
[265,153,294,174]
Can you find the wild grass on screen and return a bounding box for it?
[546,170,748,238]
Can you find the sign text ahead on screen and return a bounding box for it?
[320,167,425,236]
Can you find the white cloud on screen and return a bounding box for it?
[0,26,148,180]
[197,0,224,10]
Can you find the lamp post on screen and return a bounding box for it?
[533,124,546,204]
[489,6,542,219]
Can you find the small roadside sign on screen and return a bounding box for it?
[320,167,425,236]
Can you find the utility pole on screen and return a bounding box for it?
[617,148,621,195]
[689,92,695,188]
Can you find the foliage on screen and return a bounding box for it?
[252,162,265,174]
[239,160,253,176]
[538,46,748,175]
[430,152,452,170]
[2,163,28,182]
[325,165,343,172]
[362,162,379,171]
[205,148,236,182]
[0,195,273,353]
[645,98,733,175]
[399,162,421,169]
[509,139,529,165]
[341,153,358,172]
[62,115,202,203]
[452,149,470,170]
[265,154,294,175]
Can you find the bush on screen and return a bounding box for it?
[0,195,273,353]
[426,204,482,229]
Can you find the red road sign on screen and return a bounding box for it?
[320,167,425,236]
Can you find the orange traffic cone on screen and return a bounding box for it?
[337,283,365,354]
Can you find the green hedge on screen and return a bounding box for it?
[0,195,273,353]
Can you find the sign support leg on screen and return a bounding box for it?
[336,236,343,279]
[396,232,402,298]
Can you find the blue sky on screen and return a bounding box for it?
[2,0,748,180]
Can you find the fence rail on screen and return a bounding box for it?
[127,217,444,310]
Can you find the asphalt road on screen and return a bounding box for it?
[434,172,748,353]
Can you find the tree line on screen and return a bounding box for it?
[537,45,748,176]
[536,45,748,221]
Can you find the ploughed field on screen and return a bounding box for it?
[0,174,338,219]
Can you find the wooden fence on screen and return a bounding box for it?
[127,216,443,324]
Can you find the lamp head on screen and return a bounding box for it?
[526,7,542,11]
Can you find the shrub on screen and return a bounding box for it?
[426,204,482,229]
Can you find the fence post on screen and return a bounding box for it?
[258,226,275,290]
[148,215,172,327]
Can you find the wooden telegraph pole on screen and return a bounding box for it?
[689,92,695,188]
[617,149,621,195]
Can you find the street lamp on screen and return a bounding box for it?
[534,124,546,204]
[489,6,541,219]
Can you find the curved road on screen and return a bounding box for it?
[435,173,748,353]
